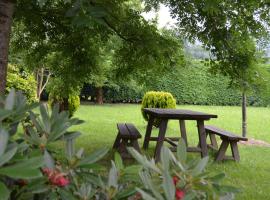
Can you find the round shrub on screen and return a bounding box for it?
[141,91,176,126]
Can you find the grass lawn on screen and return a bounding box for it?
[67,103,270,200]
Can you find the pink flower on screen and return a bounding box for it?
[42,168,69,187]
[175,189,185,200]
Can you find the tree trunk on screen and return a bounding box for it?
[0,0,15,94]
[96,87,103,104]
[242,92,247,137]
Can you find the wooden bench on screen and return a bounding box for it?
[205,125,248,162]
[113,123,141,158]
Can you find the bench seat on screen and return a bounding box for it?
[205,125,247,162]
[113,123,141,158]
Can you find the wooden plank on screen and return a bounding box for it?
[230,141,240,161]
[215,140,229,162]
[179,120,188,146]
[149,137,180,141]
[164,138,178,146]
[154,119,168,162]
[205,125,247,141]
[126,123,141,139]
[197,120,208,157]
[170,146,201,152]
[143,108,217,120]
[117,123,130,138]
[143,116,154,149]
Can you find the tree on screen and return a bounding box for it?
[144,0,270,137]
[0,0,15,94]
[9,0,181,108]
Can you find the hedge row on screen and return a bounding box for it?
[104,61,268,106]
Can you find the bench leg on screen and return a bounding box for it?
[131,140,141,153]
[215,140,229,162]
[209,133,218,150]
[179,120,188,146]
[113,133,122,149]
[197,120,208,158]
[230,141,240,161]
[143,116,154,149]
[154,119,168,162]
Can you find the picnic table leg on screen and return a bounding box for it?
[197,120,208,158]
[143,116,154,149]
[179,120,188,146]
[154,119,168,162]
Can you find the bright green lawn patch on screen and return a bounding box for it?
[69,103,270,200]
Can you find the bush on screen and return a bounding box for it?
[47,78,80,117]
[6,64,37,102]
[141,91,176,126]
[48,94,80,117]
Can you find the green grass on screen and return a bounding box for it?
[69,103,270,200]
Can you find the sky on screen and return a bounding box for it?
[141,4,177,28]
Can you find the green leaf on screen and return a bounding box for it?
[0,182,10,200]
[0,156,44,179]
[44,150,55,169]
[136,188,158,200]
[209,173,226,183]
[79,148,108,166]
[162,171,175,200]
[39,104,50,133]
[192,156,209,176]
[114,152,124,170]
[0,167,42,179]
[0,109,12,121]
[177,138,187,164]
[0,129,9,157]
[0,146,17,166]
[108,161,118,188]
[160,146,170,170]
[5,89,15,110]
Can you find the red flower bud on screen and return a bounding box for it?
[175,189,185,200]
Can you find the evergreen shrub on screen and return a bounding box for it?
[141,91,176,126]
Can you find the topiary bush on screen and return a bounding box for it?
[141,91,176,126]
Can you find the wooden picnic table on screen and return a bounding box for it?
[142,108,217,161]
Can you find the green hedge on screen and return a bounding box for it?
[104,61,269,106]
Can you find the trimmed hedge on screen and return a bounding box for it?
[94,60,270,106]
[141,91,176,126]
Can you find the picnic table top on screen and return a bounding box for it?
[143,108,218,120]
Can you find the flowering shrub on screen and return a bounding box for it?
[128,139,239,200]
[42,168,70,187]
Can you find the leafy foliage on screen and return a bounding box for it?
[128,139,238,200]
[47,78,80,116]
[6,64,37,102]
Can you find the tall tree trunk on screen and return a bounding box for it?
[0,0,15,94]
[96,87,103,104]
[242,92,247,137]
